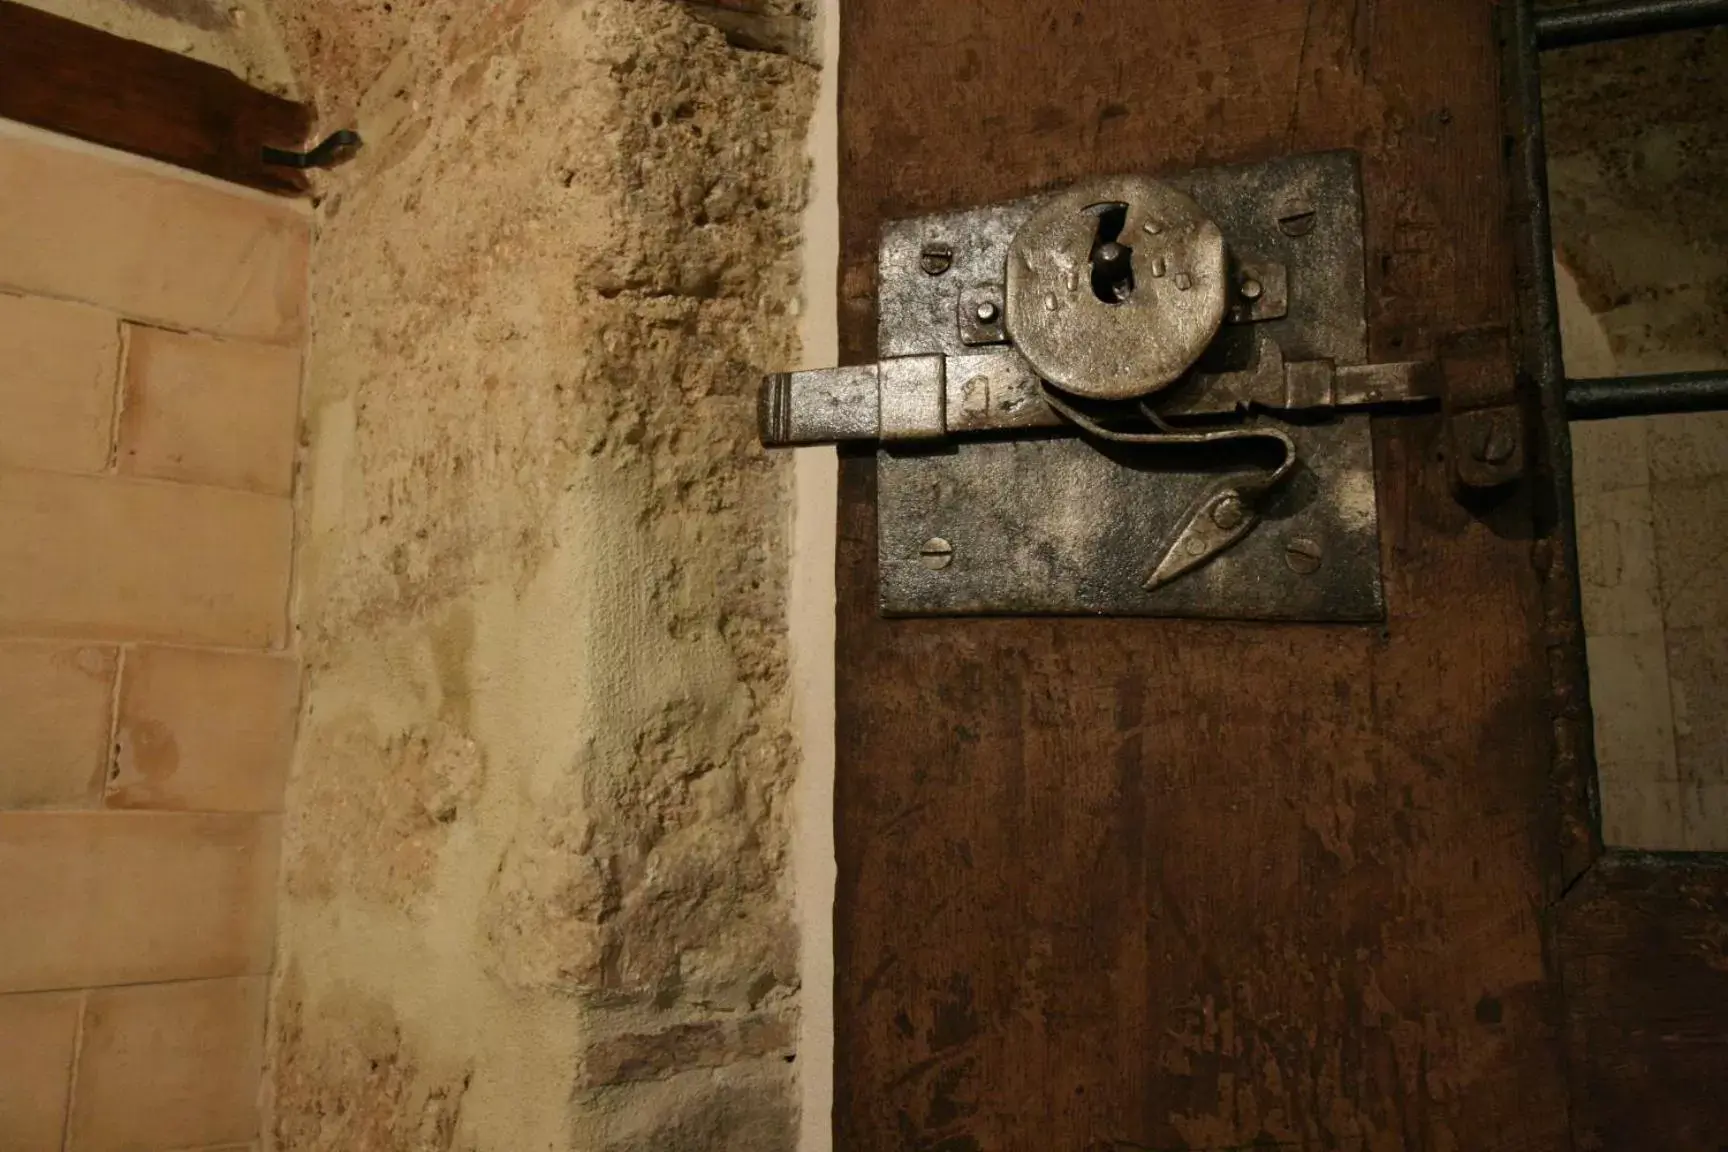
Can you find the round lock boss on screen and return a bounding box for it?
[1005,176,1227,401]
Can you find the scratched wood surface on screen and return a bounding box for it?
[833,2,1579,1149]
[1559,853,1728,1150]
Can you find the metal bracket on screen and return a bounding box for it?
[1439,326,1525,490]
[763,151,1443,621]
[262,129,363,170]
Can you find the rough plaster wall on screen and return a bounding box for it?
[1544,27,1728,373]
[16,0,297,94]
[263,1,815,1147]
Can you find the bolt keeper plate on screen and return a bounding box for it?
[874,150,1387,620]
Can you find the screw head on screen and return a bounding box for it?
[920,243,954,277]
[1277,204,1317,237]
[919,537,954,570]
[1471,419,1517,465]
[974,300,1001,325]
[1210,493,1247,531]
[1239,277,1263,301]
[1285,537,1323,575]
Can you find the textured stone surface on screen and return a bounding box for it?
[269,966,472,1152]
[577,1012,795,1089]
[265,0,813,1148]
[591,1060,798,1152]
[1545,28,1728,375]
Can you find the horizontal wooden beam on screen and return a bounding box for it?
[0,0,311,195]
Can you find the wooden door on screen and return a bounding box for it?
[830,3,1725,1148]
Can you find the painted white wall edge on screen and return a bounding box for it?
[791,0,840,1147]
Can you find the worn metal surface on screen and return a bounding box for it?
[1168,151,1367,363]
[759,364,880,445]
[876,355,946,441]
[880,205,1027,359]
[766,339,1434,446]
[1162,331,1436,417]
[877,418,1382,619]
[956,281,1008,346]
[777,151,1373,440]
[1566,369,1728,419]
[1227,260,1289,323]
[1144,486,1269,592]
[877,150,1368,365]
[1535,0,1728,48]
[1035,386,1301,587]
[942,350,1061,434]
[874,150,1384,619]
[1005,176,1227,399]
[1450,405,1527,488]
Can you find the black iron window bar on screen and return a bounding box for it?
[1510,0,1728,422]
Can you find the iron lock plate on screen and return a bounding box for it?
[873,150,1385,621]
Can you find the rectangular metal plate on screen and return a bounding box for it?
[874,150,1386,619]
[878,420,1382,620]
[878,150,1367,364]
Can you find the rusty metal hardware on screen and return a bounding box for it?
[1440,327,1525,491]
[760,341,1434,446]
[762,151,1449,620]
[262,129,362,170]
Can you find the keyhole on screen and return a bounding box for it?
[1087,202,1135,304]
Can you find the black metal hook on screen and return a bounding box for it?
[262,129,363,170]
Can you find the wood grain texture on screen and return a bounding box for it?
[834,2,1579,1148]
[0,0,311,194]
[1560,852,1728,1151]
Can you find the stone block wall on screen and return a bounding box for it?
[0,120,308,1152]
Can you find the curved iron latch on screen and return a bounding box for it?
[1036,385,1299,587]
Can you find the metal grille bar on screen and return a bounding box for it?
[1536,0,1728,49]
[1512,0,1728,419]
[1566,371,1728,420]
